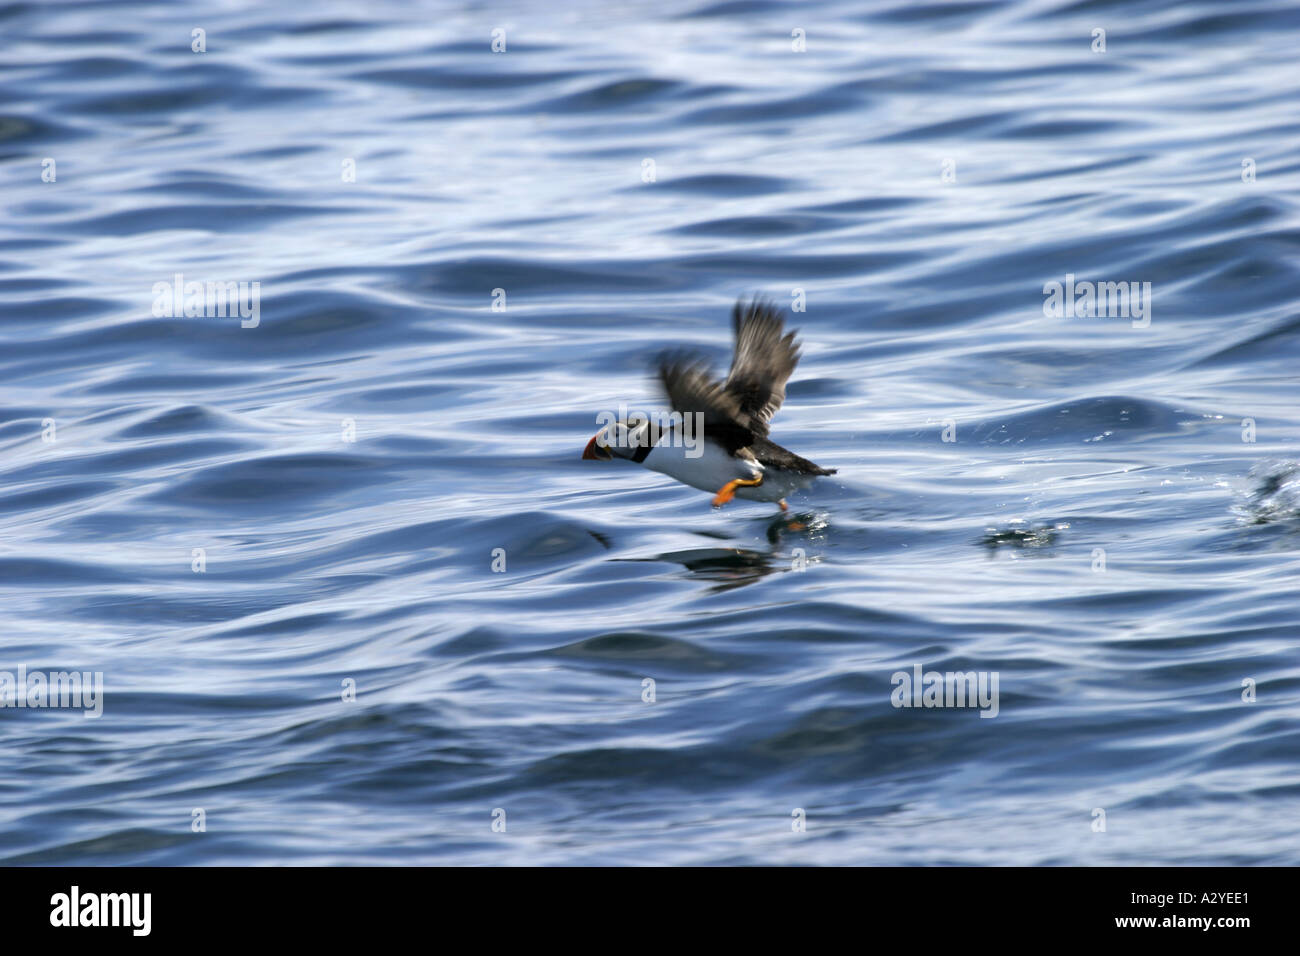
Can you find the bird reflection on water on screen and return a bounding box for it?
[620,511,830,593]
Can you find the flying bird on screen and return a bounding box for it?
[582,298,836,510]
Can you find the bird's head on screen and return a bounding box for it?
[582,418,653,462]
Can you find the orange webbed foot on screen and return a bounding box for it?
[712,480,740,508]
[778,499,788,512]
[712,476,763,508]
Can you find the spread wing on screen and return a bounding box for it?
[726,298,800,426]
[654,298,801,454]
[657,354,757,454]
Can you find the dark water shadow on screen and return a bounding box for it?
[616,511,832,592]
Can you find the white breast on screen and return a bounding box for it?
[641,441,801,502]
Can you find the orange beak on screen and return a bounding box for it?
[582,433,612,460]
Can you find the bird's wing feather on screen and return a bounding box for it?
[725,298,800,426]
[657,353,757,453]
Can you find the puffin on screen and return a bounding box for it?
[582,298,836,510]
